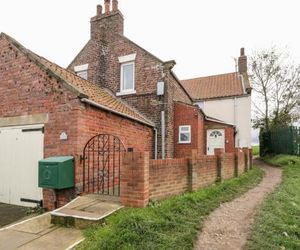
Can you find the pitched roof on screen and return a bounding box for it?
[0,33,154,127]
[181,72,247,101]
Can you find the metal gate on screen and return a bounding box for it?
[81,134,126,196]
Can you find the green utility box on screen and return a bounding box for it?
[39,156,74,189]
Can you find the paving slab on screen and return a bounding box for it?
[11,213,52,234]
[18,227,83,250]
[0,229,39,250]
[0,213,83,250]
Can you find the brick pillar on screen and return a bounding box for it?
[120,152,150,208]
[188,150,198,192]
[242,148,250,172]
[234,148,240,177]
[215,148,225,182]
[249,148,253,169]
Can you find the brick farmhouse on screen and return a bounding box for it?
[0,0,251,210]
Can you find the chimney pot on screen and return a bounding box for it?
[112,0,118,11]
[104,0,111,14]
[97,5,103,15]
[240,48,245,56]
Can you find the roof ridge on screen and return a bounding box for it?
[181,72,238,82]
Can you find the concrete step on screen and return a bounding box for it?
[51,195,123,229]
[0,213,83,250]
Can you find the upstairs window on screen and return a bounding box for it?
[179,125,191,144]
[121,62,135,92]
[117,53,136,96]
[74,64,88,80]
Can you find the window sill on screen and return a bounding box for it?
[116,90,136,96]
[178,141,191,144]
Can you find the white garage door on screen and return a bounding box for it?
[207,129,225,155]
[0,125,44,207]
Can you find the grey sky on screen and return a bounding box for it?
[1,0,300,80]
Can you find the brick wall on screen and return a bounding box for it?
[192,155,218,189]
[121,148,251,207]
[76,104,153,192]
[223,153,235,180]
[174,102,205,158]
[68,6,192,158]
[237,149,245,176]
[149,158,189,200]
[0,36,153,210]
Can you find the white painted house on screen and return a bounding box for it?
[182,48,252,148]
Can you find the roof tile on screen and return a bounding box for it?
[181,72,245,100]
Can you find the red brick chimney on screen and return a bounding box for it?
[238,48,248,74]
[104,0,111,14]
[112,0,118,11]
[91,1,124,40]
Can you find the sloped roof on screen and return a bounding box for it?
[0,33,154,127]
[181,72,246,101]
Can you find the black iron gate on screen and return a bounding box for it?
[81,134,126,196]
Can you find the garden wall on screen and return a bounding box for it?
[121,148,252,207]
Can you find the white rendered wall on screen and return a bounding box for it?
[201,96,251,148]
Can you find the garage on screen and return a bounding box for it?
[0,124,44,207]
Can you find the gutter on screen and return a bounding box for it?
[81,98,155,128]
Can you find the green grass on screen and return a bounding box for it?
[247,155,300,250]
[252,146,260,156]
[78,167,264,250]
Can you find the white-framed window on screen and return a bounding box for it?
[74,64,88,80]
[121,62,135,92]
[179,125,191,144]
[117,53,136,96]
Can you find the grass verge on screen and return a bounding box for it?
[78,167,263,250]
[247,155,300,250]
[252,145,260,156]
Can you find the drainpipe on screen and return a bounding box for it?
[234,97,238,147]
[161,111,165,159]
[154,128,158,159]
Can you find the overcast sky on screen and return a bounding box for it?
[1,0,300,80]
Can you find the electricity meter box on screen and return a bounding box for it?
[39,156,74,189]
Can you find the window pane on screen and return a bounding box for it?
[180,133,190,142]
[180,127,189,132]
[123,64,134,91]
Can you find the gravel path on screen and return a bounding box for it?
[195,159,282,250]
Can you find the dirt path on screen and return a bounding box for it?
[195,159,282,250]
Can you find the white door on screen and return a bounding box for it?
[0,125,44,207]
[207,129,225,155]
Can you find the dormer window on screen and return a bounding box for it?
[117,53,136,96]
[74,64,88,80]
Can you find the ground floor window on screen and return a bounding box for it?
[179,125,191,143]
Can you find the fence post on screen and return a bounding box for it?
[234,148,240,177]
[120,152,150,208]
[249,148,253,169]
[215,148,225,182]
[188,150,198,192]
[242,148,249,172]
